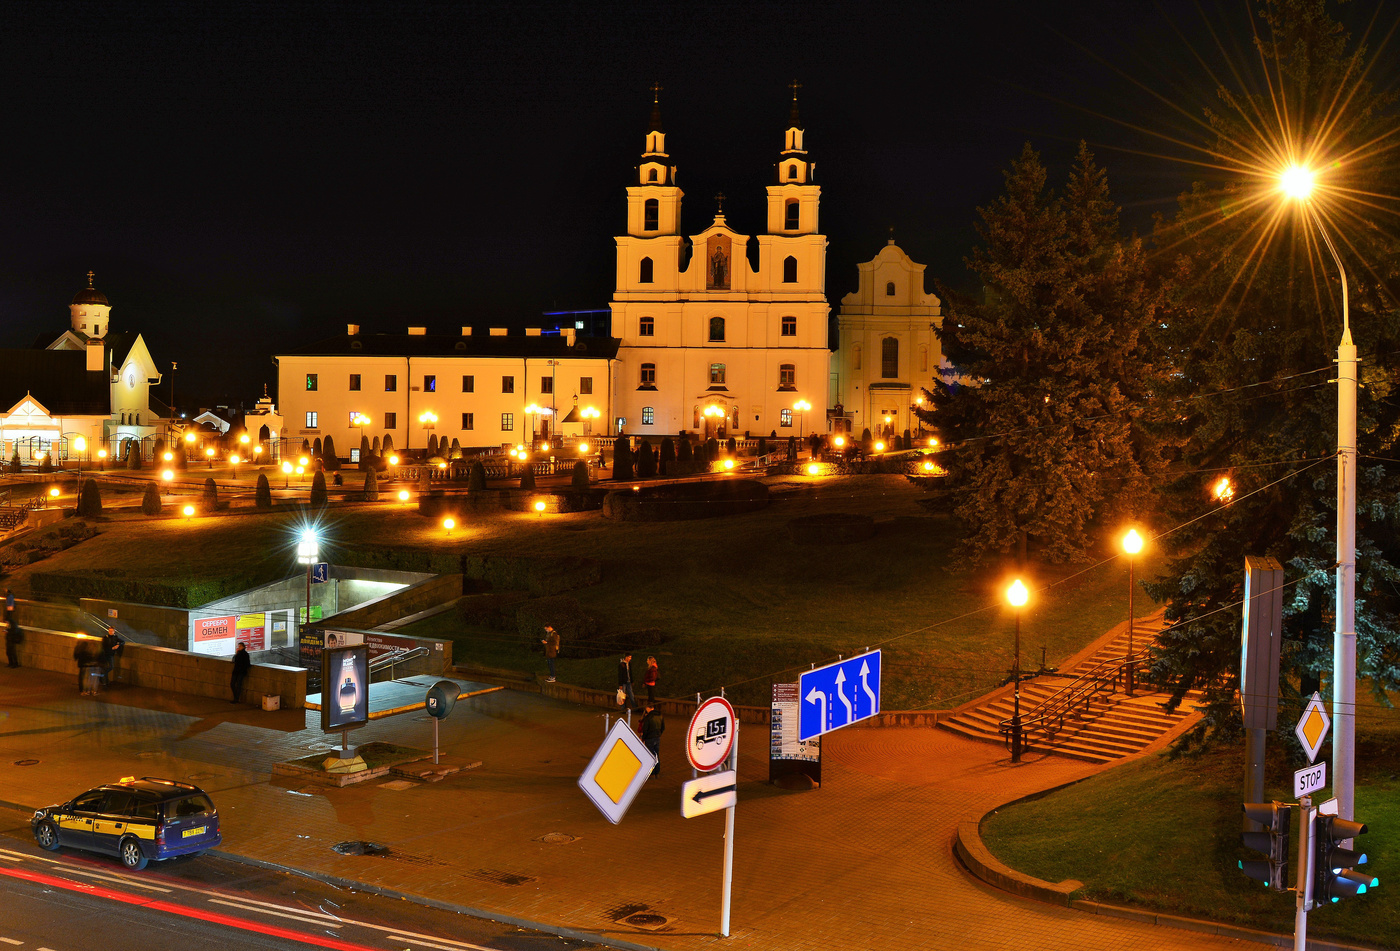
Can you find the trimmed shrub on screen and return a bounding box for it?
[861,427,872,444]
[301,438,311,454]
[469,460,488,490]
[153,438,165,459]
[363,468,378,501]
[427,434,438,455]
[76,479,103,517]
[40,453,54,473]
[255,473,272,510]
[322,435,340,471]
[174,446,188,469]
[903,428,912,450]
[201,477,218,512]
[613,436,634,480]
[127,442,143,470]
[141,481,162,516]
[10,451,20,473]
[310,470,328,507]
[704,437,719,463]
[571,460,590,489]
[757,436,768,457]
[520,464,536,490]
[676,437,692,465]
[449,437,461,459]
[382,433,394,452]
[788,436,798,460]
[361,435,372,458]
[637,442,656,478]
[727,437,737,456]
[659,437,675,475]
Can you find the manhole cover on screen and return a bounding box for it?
[332,841,391,857]
[622,913,670,930]
[13,759,39,767]
[380,780,416,791]
[534,832,577,845]
[466,868,534,887]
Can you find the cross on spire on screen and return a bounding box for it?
[86,270,95,288]
[647,81,664,134]
[650,81,663,103]
[788,79,802,125]
[715,191,726,214]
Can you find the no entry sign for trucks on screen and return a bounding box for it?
[688,696,737,772]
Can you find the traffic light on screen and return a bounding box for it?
[1313,815,1378,906]
[1240,801,1291,893]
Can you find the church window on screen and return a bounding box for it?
[780,408,793,428]
[886,281,896,296]
[639,257,654,283]
[853,346,861,371]
[783,256,797,283]
[305,374,318,391]
[709,363,726,385]
[462,375,474,393]
[644,198,659,231]
[501,413,514,432]
[709,316,725,342]
[349,374,361,391]
[640,363,656,387]
[785,200,800,229]
[781,315,797,336]
[541,376,553,394]
[384,412,397,429]
[920,345,929,372]
[424,375,436,393]
[787,164,798,181]
[305,412,318,428]
[385,374,397,392]
[642,407,655,426]
[648,168,658,182]
[580,376,593,394]
[639,316,654,337]
[502,375,515,393]
[462,413,474,431]
[779,364,796,387]
[882,337,899,378]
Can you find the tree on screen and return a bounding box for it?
[9,451,19,473]
[659,437,675,475]
[363,468,378,501]
[382,433,394,453]
[322,435,340,471]
[361,434,371,458]
[920,141,1166,565]
[704,437,719,463]
[519,464,536,489]
[449,437,461,459]
[613,436,634,480]
[201,477,218,513]
[469,460,487,490]
[77,479,102,517]
[1143,1,1400,746]
[255,473,272,510]
[312,437,322,456]
[677,436,693,465]
[310,470,328,507]
[174,445,187,469]
[637,442,657,478]
[141,481,161,516]
[427,434,438,455]
[40,452,53,473]
[152,437,165,459]
[571,460,590,489]
[726,437,737,456]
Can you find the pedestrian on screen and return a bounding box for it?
[4,587,14,623]
[5,616,21,668]
[231,642,251,703]
[617,653,637,711]
[540,625,559,683]
[640,702,665,776]
[99,628,123,688]
[643,655,658,704]
[74,637,98,695]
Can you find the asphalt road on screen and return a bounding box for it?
[0,820,596,951]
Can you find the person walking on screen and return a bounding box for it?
[639,703,665,776]
[617,653,637,711]
[231,642,251,703]
[540,625,559,683]
[5,616,21,668]
[643,655,658,704]
[74,638,99,695]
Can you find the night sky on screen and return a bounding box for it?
[0,0,1370,408]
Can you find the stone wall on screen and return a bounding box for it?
[325,574,463,631]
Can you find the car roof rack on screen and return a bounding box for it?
[138,777,200,790]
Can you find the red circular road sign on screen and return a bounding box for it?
[687,696,737,772]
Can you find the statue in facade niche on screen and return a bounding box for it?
[709,245,728,288]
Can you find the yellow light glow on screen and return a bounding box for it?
[299,456,309,466]
[581,406,601,419]
[254,446,262,455]
[182,505,195,517]
[49,487,60,498]
[578,442,590,453]
[239,433,250,444]
[1007,579,1029,608]
[534,500,546,512]
[388,455,399,465]
[516,444,526,452]
[519,453,530,462]
[295,466,304,475]
[914,395,924,406]
[437,462,447,469]
[184,432,195,443]
[509,449,518,458]
[884,415,893,424]
[923,461,934,471]
[703,405,725,418]
[874,441,885,451]
[794,399,811,412]
[723,459,735,469]
[541,443,551,451]
[205,448,214,457]
[97,449,107,459]
[398,490,410,501]
[229,454,240,465]
[35,452,44,461]
[1281,164,1315,200]
[282,462,293,473]
[74,437,86,452]
[1123,529,1143,555]
[833,435,845,448]
[1213,476,1234,502]
[163,451,173,461]
[162,469,173,481]
[419,411,438,425]
[807,463,819,475]
[929,437,939,447]
[442,517,455,531]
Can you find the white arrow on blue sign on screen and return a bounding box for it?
[798,650,881,741]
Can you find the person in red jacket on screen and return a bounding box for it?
[643,656,658,704]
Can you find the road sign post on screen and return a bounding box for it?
[686,696,739,938]
[798,650,881,742]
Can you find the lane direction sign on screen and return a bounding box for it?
[1294,761,1327,798]
[578,718,655,824]
[798,650,881,742]
[1294,692,1331,764]
[688,697,737,772]
[681,769,737,819]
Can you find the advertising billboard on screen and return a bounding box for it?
[321,645,369,733]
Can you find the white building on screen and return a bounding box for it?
[610,95,831,439]
[831,240,945,438]
[275,326,617,456]
[0,272,168,463]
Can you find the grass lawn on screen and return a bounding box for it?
[5,472,1165,709]
[981,699,1400,947]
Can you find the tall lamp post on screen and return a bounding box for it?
[418,410,437,455]
[1282,164,1357,822]
[793,399,811,439]
[1122,529,1143,697]
[296,529,319,628]
[1007,578,1028,763]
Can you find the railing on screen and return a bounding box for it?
[368,646,430,682]
[999,645,1152,750]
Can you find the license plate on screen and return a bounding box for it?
[182,826,205,838]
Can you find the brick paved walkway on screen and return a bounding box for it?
[0,666,1260,950]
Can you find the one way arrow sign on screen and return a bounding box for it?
[681,769,737,818]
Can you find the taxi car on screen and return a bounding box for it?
[31,777,221,870]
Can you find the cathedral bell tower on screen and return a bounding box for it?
[766,81,819,235]
[626,83,683,238]
[69,270,112,339]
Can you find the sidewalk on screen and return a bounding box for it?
[0,664,1247,951]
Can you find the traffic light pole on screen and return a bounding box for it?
[1295,795,1314,951]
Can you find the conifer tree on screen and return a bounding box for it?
[571,460,589,489]
[677,436,693,465]
[77,478,102,517]
[613,435,634,480]
[254,473,272,510]
[141,480,161,516]
[381,434,394,453]
[659,437,675,475]
[322,435,339,471]
[637,442,656,479]
[469,460,487,491]
[363,468,378,501]
[520,464,536,489]
[202,477,218,513]
[10,451,20,473]
[310,470,328,507]
[127,442,143,470]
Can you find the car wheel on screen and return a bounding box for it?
[35,821,60,851]
[119,837,148,870]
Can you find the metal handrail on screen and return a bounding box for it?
[999,645,1152,744]
[369,646,429,681]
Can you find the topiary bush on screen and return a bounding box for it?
[677,437,692,465]
[571,460,589,489]
[141,481,162,516]
[637,442,656,478]
[201,477,218,513]
[363,468,378,501]
[310,470,328,507]
[659,437,675,475]
[613,436,634,480]
[520,464,536,490]
[322,435,340,471]
[469,460,487,490]
[255,473,272,510]
[76,479,103,517]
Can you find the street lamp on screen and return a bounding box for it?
[97,448,107,471]
[72,436,86,490]
[397,489,411,503]
[419,410,438,454]
[281,460,293,488]
[1212,476,1234,502]
[205,446,214,469]
[352,413,371,446]
[229,453,240,479]
[296,529,319,625]
[442,517,455,535]
[1006,579,1029,763]
[1281,162,1358,821]
[1121,529,1144,697]
[793,399,811,439]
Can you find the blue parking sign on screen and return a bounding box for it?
[798,650,881,741]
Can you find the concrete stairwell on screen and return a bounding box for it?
[939,613,1203,764]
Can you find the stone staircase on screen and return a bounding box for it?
[939,622,1203,764]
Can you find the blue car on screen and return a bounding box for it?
[32,777,222,870]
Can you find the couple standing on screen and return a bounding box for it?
[617,653,659,709]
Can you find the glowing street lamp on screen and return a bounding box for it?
[397,489,410,503]
[97,448,107,471]
[387,454,399,466]
[533,500,546,513]
[833,434,845,449]
[1121,529,1144,697]
[578,441,590,455]
[806,463,820,476]
[184,432,195,445]
[352,413,371,445]
[1212,476,1234,503]
[229,453,241,479]
[281,460,293,488]
[442,517,455,535]
[874,440,885,452]
[296,529,320,624]
[204,446,215,469]
[1006,579,1029,763]
[793,399,812,438]
[163,451,174,462]
[182,504,195,519]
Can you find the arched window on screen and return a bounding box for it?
[787,164,798,180]
[640,363,656,387]
[886,281,896,297]
[785,200,800,230]
[779,364,795,387]
[648,168,658,182]
[783,256,797,283]
[709,316,726,342]
[639,316,654,337]
[639,256,653,283]
[644,198,659,231]
[882,337,899,379]
[781,315,797,336]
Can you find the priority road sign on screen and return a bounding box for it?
[688,696,737,772]
[798,650,881,742]
[578,718,655,824]
[311,563,329,584]
[1295,692,1331,764]
[681,769,737,819]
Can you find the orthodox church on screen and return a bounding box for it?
[0,272,168,463]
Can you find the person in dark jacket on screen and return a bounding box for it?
[231,642,251,703]
[540,625,559,683]
[618,654,637,711]
[639,703,664,776]
[99,629,122,686]
[6,616,22,668]
[74,638,100,694]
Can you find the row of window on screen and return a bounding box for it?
[636,363,797,388]
[642,198,803,231]
[637,256,800,284]
[635,315,797,339]
[306,410,515,432]
[308,373,593,395]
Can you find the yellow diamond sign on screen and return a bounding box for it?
[1294,692,1331,764]
[578,718,656,824]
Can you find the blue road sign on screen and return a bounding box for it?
[311,562,329,584]
[798,650,881,741]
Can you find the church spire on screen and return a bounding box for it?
[647,81,664,134]
[787,79,802,129]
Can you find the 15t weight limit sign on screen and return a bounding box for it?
[798,650,881,742]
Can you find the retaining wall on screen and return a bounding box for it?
[326,574,463,631]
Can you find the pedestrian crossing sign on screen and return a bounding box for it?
[1294,692,1331,764]
[578,718,656,824]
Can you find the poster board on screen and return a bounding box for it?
[321,644,369,732]
[770,682,821,785]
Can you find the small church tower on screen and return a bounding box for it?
[69,270,111,339]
